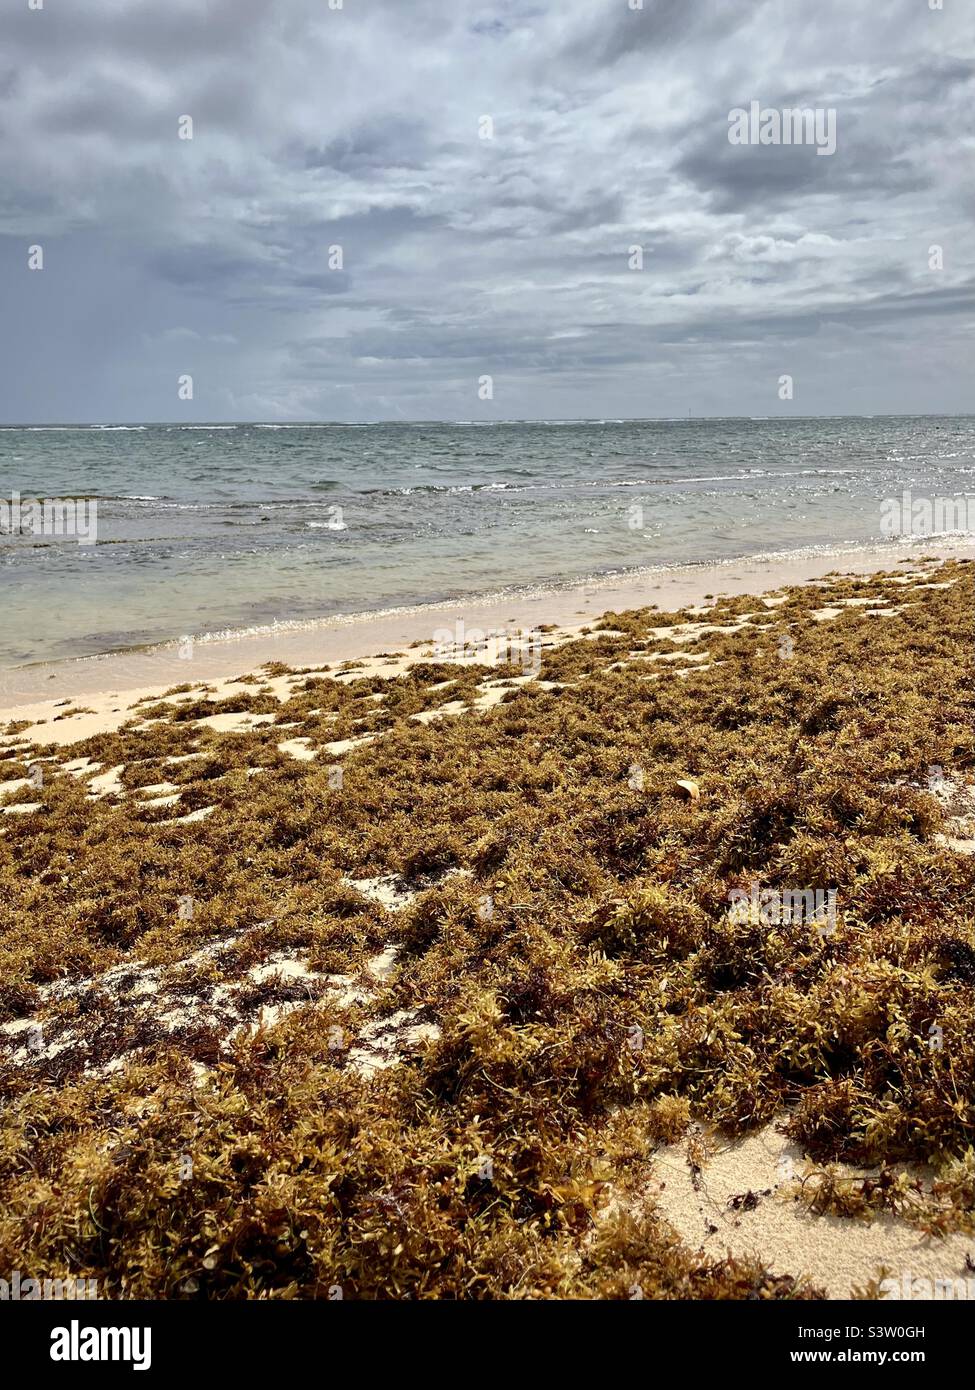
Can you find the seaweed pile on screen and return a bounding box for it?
[0,558,972,1298]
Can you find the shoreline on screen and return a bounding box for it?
[3,536,974,717]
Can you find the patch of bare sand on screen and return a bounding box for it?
[277,737,316,761]
[322,734,376,756]
[86,765,125,799]
[929,773,975,856]
[0,867,448,1081]
[346,1010,441,1078]
[645,1121,974,1300]
[346,875,418,911]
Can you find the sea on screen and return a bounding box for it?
[1,415,973,668]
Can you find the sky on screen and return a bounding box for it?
[1,0,972,422]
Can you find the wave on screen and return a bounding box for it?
[354,468,864,498]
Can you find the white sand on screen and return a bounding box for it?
[647,1120,975,1300]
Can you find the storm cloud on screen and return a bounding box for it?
[0,0,971,421]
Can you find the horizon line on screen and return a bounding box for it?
[0,411,972,429]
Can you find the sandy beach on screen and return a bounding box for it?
[3,543,974,1300]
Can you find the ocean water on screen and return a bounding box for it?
[1,416,973,668]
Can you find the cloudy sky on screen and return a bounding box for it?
[1,0,972,422]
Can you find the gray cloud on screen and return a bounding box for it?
[560,0,766,69]
[0,0,972,422]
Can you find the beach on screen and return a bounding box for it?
[3,534,974,716]
[4,0,974,1347]
[3,543,974,1299]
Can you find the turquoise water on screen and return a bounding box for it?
[1,416,973,667]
